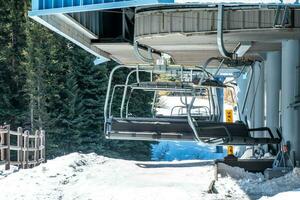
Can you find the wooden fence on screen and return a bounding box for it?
[0,125,45,170]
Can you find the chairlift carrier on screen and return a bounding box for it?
[104,63,282,145]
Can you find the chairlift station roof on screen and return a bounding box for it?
[29,1,300,66]
[29,0,300,164]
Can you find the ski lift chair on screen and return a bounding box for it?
[104,64,282,145]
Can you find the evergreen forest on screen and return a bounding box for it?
[0,1,152,160]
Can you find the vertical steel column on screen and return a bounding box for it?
[237,67,254,126]
[265,51,281,134]
[236,71,247,120]
[253,62,265,128]
[247,66,255,128]
[282,40,300,163]
[236,71,249,156]
[215,76,225,122]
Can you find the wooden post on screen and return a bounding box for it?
[21,129,26,169]
[17,128,20,164]
[41,130,46,163]
[37,130,41,164]
[215,163,218,181]
[22,129,25,169]
[17,127,23,168]
[22,130,29,169]
[0,128,4,161]
[5,125,10,170]
[34,130,38,166]
[26,130,29,168]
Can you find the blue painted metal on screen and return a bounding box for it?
[94,57,109,65]
[30,0,174,16]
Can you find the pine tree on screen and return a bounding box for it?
[1,1,153,160]
[56,73,83,153]
[0,0,28,128]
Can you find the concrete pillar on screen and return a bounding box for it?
[236,73,246,121]
[265,52,281,133]
[237,67,252,125]
[253,62,265,128]
[215,76,225,122]
[282,40,300,163]
[236,71,249,157]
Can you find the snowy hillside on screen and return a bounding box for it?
[1,153,300,200]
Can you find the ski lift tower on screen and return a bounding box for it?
[29,1,300,166]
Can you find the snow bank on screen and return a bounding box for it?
[1,153,300,200]
[0,165,19,178]
[259,188,300,200]
[216,163,300,199]
[218,163,264,180]
[0,153,217,200]
[0,153,107,200]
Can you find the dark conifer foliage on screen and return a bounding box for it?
[0,1,28,128]
[0,1,152,160]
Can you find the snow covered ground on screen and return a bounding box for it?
[1,153,300,200]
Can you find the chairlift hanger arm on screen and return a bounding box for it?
[134,41,175,64]
[217,4,236,59]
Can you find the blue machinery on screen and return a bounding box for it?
[31,0,173,15]
[29,1,300,162]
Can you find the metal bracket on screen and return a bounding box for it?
[133,41,175,64]
[217,5,252,59]
[217,4,236,59]
[133,41,155,63]
[234,42,252,58]
[273,5,291,28]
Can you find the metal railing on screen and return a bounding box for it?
[0,125,45,170]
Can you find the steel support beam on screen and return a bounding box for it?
[253,62,264,128]
[265,51,281,135]
[237,72,247,121]
[282,40,300,164]
[248,66,255,128]
[237,66,254,127]
[29,15,110,62]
